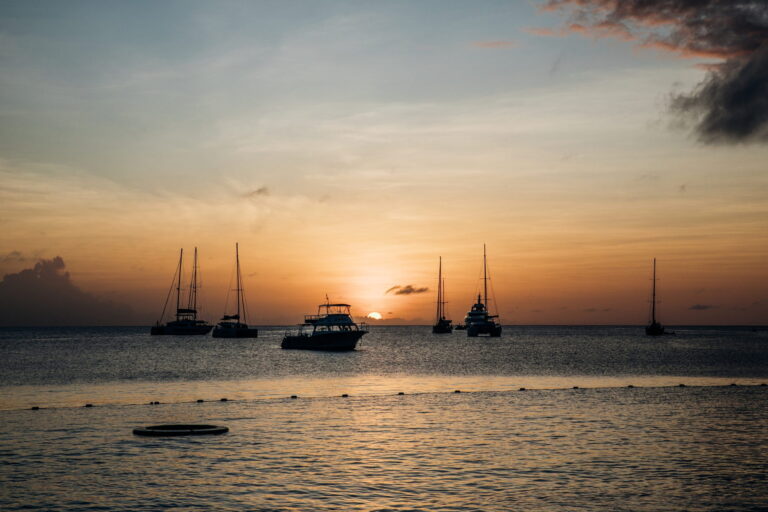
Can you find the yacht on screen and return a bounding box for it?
[465,245,502,337]
[645,258,667,336]
[151,248,213,335]
[282,301,367,351]
[432,256,453,333]
[212,243,258,338]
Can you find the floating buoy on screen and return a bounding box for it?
[679,384,686,387]
[220,398,228,402]
[398,392,405,395]
[197,399,204,403]
[84,403,93,408]
[730,383,738,387]
[761,383,767,387]
[519,387,526,391]
[627,385,634,389]
[572,386,579,389]
[341,394,349,398]
[30,406,40,410]
[290,395,298,399]
[133,424,229,437]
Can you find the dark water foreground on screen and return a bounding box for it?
[0,326,766,510]
[1,386,766,511]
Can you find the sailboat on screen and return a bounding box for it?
[212,243,258,338]
[432,256,453,333]
[151,248,213,335]
[465,244,502,337]
[645,257,666,336]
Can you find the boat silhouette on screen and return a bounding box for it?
[282,300,367,351]
[212,243,258,338]
[432,256,453,334]
[151,248,213,335]
[465,245,502,337]
[645,258,673,336]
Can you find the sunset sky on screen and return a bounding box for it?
[1,0,766,325]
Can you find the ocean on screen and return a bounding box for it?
[1,326,766,511]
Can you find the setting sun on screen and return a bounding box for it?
[367,312,383,320]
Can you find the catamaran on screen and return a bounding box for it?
[282,300,367,351]
[464,245,502,337]
[432,256,453,333]
[212,243,258,338]
[645,258,666,336]
[151,248,213,335]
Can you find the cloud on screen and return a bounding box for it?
[540,0,768,144]
[385,284,429,295]
[0,257,135,326]
[472,40,519,49]
[689,304,717,311]
[0,250,26,264]
[242,186,270,199]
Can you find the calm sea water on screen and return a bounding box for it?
[1,326,767,510]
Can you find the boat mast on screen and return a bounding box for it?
[651,257,657,324]
[236,242,241,321]
[436,257,442,323]
[188,247,198,319]
[483,244,488,309]
[176,248,183,321]
[442,277,447,320]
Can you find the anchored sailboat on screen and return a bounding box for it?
[645,258,666,336]
[151,248,213,335]
[212,243,258,338]
[432,256,453,333]
[465,244,502,337]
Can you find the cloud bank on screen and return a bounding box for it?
[0,257,135,326]
[542,0,768,144]
[385,285,429,295]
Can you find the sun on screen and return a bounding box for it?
[366,312,383,320]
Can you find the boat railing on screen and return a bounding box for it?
[304,314,321,324]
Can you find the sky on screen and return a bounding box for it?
[0,0,766,325]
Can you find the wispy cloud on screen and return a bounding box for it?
[242,186,270,199]
[472,40,518,49]
[385,284,429,295]
[689,304,717,311]
[539,0,768,144]
[0,251,26,264]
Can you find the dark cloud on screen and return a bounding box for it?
[541,0,768,144]
[0,257,135,326]
[385,284,429,295]
[242,186,270,199]
[689,304,717,310]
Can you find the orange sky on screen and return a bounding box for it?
[1,2,766,325]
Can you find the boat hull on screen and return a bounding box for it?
[467,323,502,337]
[212,326,259,338]
[150,324,213,336]
[645,322,665,336]
[281,330,365,351]
[432,323,453,334]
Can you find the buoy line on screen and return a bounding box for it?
[16,382,768,412]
